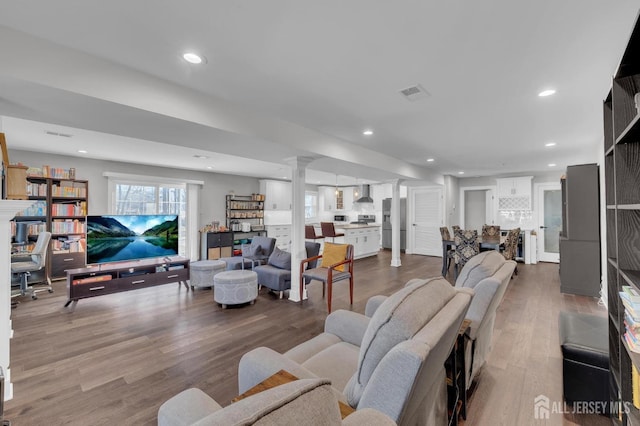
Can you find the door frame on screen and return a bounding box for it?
[458,185,497,228]
[535,182,562,263]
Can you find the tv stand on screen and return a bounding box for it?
[64,256,190,307]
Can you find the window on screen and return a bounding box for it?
[305,191,318,219]
[110,180,187,256]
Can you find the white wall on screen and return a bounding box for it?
[10,149,261,229]
[464,190,487,230]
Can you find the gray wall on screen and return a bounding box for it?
[10,149,261,229]
[464,190,487,230]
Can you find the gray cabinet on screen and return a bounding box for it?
[559,164,600,297]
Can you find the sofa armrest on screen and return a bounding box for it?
[464,278,500,339]
[364,296,388,318]
[324,310,370,346]
[238,347,320,394]
[342,408,397,425]
[158,388,223,426]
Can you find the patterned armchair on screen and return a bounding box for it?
[454,229,479,279]
[502,228,521,275]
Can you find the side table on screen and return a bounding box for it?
[233,369,355,419]
[447,318,471,426]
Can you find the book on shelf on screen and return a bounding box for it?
[623,286,640,303]
[625,331,640,354]
[621,298,640,321]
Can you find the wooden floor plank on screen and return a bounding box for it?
[5,251,608,425]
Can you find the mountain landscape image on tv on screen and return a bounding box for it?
[87,215,179,264]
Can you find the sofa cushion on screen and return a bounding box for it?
[242,243,262,257]
[321,243,348,272]
[344,277,456,406]
[194,378,342,426]
[455,250,504,289]
[268,247,291,270]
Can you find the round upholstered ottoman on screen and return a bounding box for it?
[190,260,227,290]
[213,270,258,309]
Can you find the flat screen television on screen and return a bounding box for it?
[86,215,179,265]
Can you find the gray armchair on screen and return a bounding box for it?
[220,236,276,270]
[254,242,321,299]
[238,277,474,425]
[158,377,396,426]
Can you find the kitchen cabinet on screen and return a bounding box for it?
[320,186,336,211]
[341,187,354,211]
[266,225,291,252]
[336,226,380,259]
[260,180,292,211]
[496,176,532,210]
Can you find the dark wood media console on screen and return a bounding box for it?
[64,256,190,306]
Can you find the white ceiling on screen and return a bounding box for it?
[0,1,638,185]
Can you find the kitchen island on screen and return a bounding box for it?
[333,223,381,259]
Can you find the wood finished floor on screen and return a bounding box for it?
[5,251,609,426]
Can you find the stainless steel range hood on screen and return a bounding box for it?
[355,184,374,203]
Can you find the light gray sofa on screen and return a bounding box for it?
[237,277,474,425]
[454,250,516,389]
[158,377,396,425]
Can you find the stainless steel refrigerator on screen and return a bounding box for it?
[382,198,406,249]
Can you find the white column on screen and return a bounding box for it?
[285,157,315,302]
[390,180,403,267]
[1,200,35,401]
[187,183,201,261]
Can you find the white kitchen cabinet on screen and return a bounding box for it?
[260,180,292,211]
[341,187,355,211]
[496,176,532,210]
[319,186,337,211]
[266,225,291,252]
[336,226,380,259]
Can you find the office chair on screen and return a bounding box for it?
[11,231,52,300]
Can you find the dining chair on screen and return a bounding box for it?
[439,226,455,276]
[300,243,354,313]
[502,228,520,275]
[453,229,479,279]
[320,222,344,242]
[452,225,461,234]
[481,225,501,252]
[305,225,325,241]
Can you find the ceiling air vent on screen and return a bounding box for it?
[45,131,73,138]
[399,84,430,102]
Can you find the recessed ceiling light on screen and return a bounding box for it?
[206,166,214,170]
[545,142,557,147]
[458,171,465,175]
[548,163,556,167]
[538,89,556,97]
[78,149,88,154]
[363,129,373,136]
[426,158,435,162]
[183,52,205,64]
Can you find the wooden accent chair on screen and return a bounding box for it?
[300,243,354,313]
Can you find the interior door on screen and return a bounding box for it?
[409,187,443,256]
[537,183,562,263]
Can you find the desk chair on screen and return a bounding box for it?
[320,222,344,242]
[11,231,52,300]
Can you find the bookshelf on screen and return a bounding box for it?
[604,11,640,424]
[12,172,88,281]
[226,194,266,255]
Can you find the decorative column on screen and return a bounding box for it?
[390,179,403,267]
[1,200,34,401]
[285,156,315,302]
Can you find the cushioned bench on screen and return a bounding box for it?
[559,311,609,405]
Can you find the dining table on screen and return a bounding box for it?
[441,235,507,276]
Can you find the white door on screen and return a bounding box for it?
[536,182,562,263]
[409,187,443,256]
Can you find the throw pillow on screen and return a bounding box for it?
[268,247,292,270]
[242,243,261,257]
[320,242,348,272]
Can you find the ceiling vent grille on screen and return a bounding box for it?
[45,131,73,138]
[399,84,430,101]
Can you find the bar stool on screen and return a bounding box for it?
[305,225,325,241]
[320,222,344,242]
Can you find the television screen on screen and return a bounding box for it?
[86,215,179,265]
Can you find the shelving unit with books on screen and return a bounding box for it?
[605,11,640,424]
[11,172,89,281]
